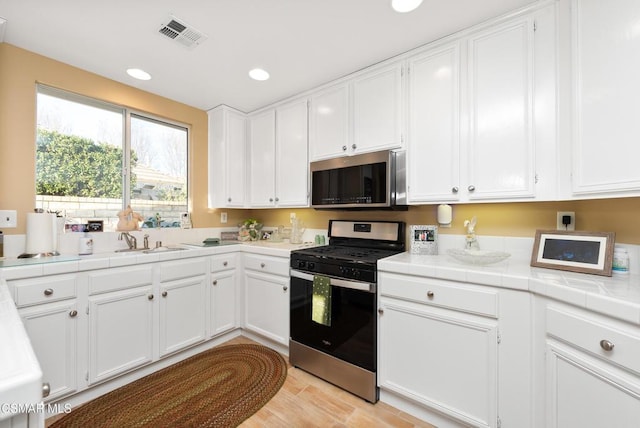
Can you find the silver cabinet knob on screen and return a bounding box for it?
[69,310,78,317]
[212,280,218,286]
[352,144,357,150]
[162,291,168,297]
[452,186,459,194]
[227,197,232,202]
[283,286,288,292]
[260,262,266,268]
[427,291,434,298]
[148,294,154,300]
[42,382,51,398]
[44,288,54,296]
[600,339,615,351]
[378,308,384,314]
[342,145,347,151]
[223,261,228,267]
[275,197,279,202]
[269,198,274,202]
[468,185,476,192]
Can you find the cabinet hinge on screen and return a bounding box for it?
[535,173,539,184]
[85,372,89,381]
[497,416,502,428]
[401,67,404,77]
[86,306,89,315]
[497,330,501,345]
[533,20,537,32]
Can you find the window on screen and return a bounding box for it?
[36,85,188,231]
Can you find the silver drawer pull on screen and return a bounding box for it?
[212,280,218,286]
[69,310,78,318]
[260,262,266,268]
[427,291,434,298]
[162,291,168,297]
[378,308,384,315]
[44,288,54,296]
[283,286,288,292]
[148,294,154,300]
[42,382,50,398]
[223,261,228,267]
[600,339,615,352]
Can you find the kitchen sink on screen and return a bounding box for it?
[113,246,188,254]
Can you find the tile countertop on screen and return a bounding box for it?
[378,251,640,325]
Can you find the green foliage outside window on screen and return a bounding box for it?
[36,129,137,197]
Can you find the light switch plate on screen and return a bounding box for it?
[0,210,17,228]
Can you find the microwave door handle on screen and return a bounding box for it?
[289,270,375,293]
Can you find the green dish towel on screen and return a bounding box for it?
[312,275,332,326]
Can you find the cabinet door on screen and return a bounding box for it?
[159,274,206,357]
[379,298,498,427]
[208,107,247,208]
[352,63,404,154]
[244,271,289,345]
[248,109,276,207]
[20,300,78,401]
[88,286,153,384]
[226,109,247,207]
[275,99,309,207]
[210,270,237,336]
[407,43,461,203]
[309,83,350,161]
[571,0,640,195]
[466,19,535,200]
[546,341,640,428]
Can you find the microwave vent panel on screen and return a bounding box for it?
[158,16,207,49]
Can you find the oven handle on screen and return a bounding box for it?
[290,270,376,293]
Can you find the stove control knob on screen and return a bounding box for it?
[308,262,315,270]
[352,269,361,278]
[297,260,306,269]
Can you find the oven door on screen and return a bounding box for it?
[290,270,377,372]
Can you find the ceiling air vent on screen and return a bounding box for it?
[158,16,207,49]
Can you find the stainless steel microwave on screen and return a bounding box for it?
[310,150,407,209]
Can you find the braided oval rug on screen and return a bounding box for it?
[50,344,288,428]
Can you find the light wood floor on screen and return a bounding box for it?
[47,336,435,427]
[232,336,434,428]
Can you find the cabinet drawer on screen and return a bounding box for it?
[13,275,77,307]
[159,258,207,282]
[547,306,640,375]
[88,265,153,295]
[243,254,289,277]
[379,272,498,318]
[211,254,237,272]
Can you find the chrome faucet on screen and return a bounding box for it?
[118,232,137,249]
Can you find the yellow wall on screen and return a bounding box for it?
[0,43,249,233]
[1,43,639,244]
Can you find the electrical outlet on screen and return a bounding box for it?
[220,212,227,224]
[556,211,575,231]
[0,210,17,228]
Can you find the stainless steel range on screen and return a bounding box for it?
[289,220,405,403]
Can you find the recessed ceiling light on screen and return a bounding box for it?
[249,68,270,81]
[391,0,423,13]
[126,68,152,81]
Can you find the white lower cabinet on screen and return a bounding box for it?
[209,254,238,337]
[243,253,290,345]
[10,274,79,402]
[158,259,207,357]
[544,303,640,428]
[378,272,531,428]
[87,266,154,385]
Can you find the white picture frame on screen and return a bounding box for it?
[410,225,438,255]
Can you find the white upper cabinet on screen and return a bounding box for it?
[248,98,309,208]
[309,62,404,161]
[352,63,404,154]
[568,0,640,197]
[309,83,350,161]
[407,4,556,203]
[465,18,535,201]
[275,99,309,207]
[208,106,247,208]
[407,42,461,203]
[248,109,276,207]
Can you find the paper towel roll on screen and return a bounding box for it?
[26,213,55,254]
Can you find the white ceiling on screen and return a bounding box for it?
[0,0,536,113]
